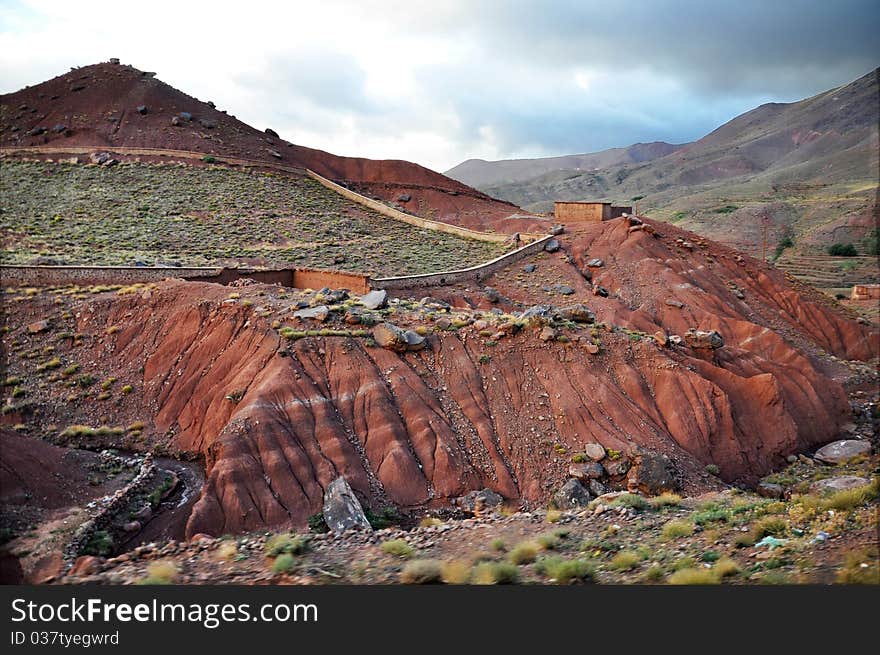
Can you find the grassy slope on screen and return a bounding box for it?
[0,161,505,275]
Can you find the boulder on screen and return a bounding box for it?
[568,461,605,481]
[455,488,503,512]
[198,118,217,129]
[592,285,609,297]
[520,305,553,323]
[556,304,595,324]
[523,264,537,273]
[179,111,192,121]
[553,479,592,509]
[373,323,425,352]
[813,440,871,465]
[51,123,67,133]
[554,284,575,296]
[809,476,871,495]
[550,224,565,235]
[136,105,148,115]
[653,331,669,347]
[359,289,388,310]
[265,128,279,138]
[483,287,501,303]
[757,482,784,499]
[684,329,724,349]
[544,239,560,253]
[403,330,426,351]
[27,319,50,334]
[629,451,677,494]
[123,520,142,533]
[588,479,607,497]
[586,258,604,268]
[664,298,684,308]
[584,342,600,354]
[293,305,330,322]
[583,443,606,461]
[539,326,558,342]
[397,194,411,203]
[89,151,113,165]
[322,477,372,534]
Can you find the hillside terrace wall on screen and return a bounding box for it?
[0,265,370,293]
[371,234,555,290]
[306,168,546,244]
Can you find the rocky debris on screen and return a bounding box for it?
[584,341,600,354]
[628,216,643,226]
[373,322,426,352]
[397,194,411,203]
[628,451,677,494]
[568,461,605,481]
[322,477,372,534]
[813,440,871,465]
[483,286,501,303]
[265,128,279,138]
[27,319,50,334]
[556,304,595,323]
[809,476,871,495]
[198,118,217,129]
[51,123,68,133]
[544,239,560,253]
[668,335,684,346]
[653,331,668,347]
[89,151,115,165]
[520,305,553,323]
[523,264,537,273]
[553,284,575,295]
[586,258,604,268]
[684,329,723,349]
[604,458,631,477]
[69,556,103,577]
[269,150,282,159]
[26,126,46,136]
[553,479,592,509]
[550,224,565,235]
[588,479,607,496]
[179,111,192,121]
[171,116,181,126]
[539,326,558,342]
[664,298,684,308]
[583,443,606,461]
[592,284,609,297]
[293,305,330,322]
[136,105,148,114]
[757,482,784,498]
[359,289,388,310]
[28,552,64,584]
[454,488,503,513]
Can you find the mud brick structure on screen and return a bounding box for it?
[554,201,632,223]
[851,284,880,300]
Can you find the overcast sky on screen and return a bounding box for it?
[1,0,878,172]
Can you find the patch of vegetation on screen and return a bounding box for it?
[662,519,694,540]
[773,236,794,260]
[827,242,857,256]
[713,205,739,214]
[649,492,682,509]
[381,539,415,559]
[400,559,443,584]
[440,560,471,584]
[610,550,641,571]
[609,493,649,511]
[472,561,520,585]
[138,561,179,585]
[264,533,310,557]
[81,530,114,557]
[535,556,596,583]
[835,549,879,584]
[364,506,401,530]
[667,568,718,585]
[271,554,297,575]
[509,541,540,565]
[307,513,329,533]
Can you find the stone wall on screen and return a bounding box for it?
[372,234,554,290]
[306,169,545,244]
[0,265,370,293]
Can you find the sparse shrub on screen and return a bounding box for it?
[82,530,113,557]
[535,533,561,550]
[668,568,718,585]
[828,243,857,257]
[650,492,682,509]
[610,493,649,511]
[734,532,755,548]
[751,516,787,539]
[545,509,563,523]
[692,504,730,525]
[419,517,443,528]
[478,354,491,364]
[835,549,879,584]
[705,464,720,476]
[713,558,742,579]
[535,555,596,584]
[571,453,587,463]
[441,560,471,584]
[400,559,443,584]
[307,513,329,533]
[139,561,179,585]
[381,539,415,559]
[272,554,296,574]
[490,538,507,552]
[610,551,641,571]
[509,541,540,564]
[265,533,310,557]
[700,550,721,563]
[121,384,133,395]
[643,565,665,582]
[662,520,694,540]
[472,561,520,585]
[215,541,238,561]
[11,386,25,398]
[364,506,401,529]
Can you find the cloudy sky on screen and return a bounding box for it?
[1,0,878,172]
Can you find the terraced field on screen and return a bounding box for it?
[0,161,506,275]
[775,254,879,290]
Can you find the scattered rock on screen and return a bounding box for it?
[51,123,67,133]
[583,443,606,461]
[269,150,282,159]
[293,305,330,322]
[584,342,600,354]
[568,461,605,481]
[813,440,871,465]
[539,326,558,342]
[556,304,595,323]
[359,289,388,310]
[123,520,141,533]
[629,451,677,494]
[523,264,537,273]
[397,194,411,203]
[664,298,684,308]
[550,224,565,235]
[179,111,192,121]
[588,479,607,497]
[265,128,279,138]
[27,319,50,334]
[69,555,103,577]
[89,151,114,165]
[454,488,503,512]
[373,322,425,352]
[483,287,501,303]
[322,477,372,534]
[809,476,871,495]
[553,478,592,509]
[653,331,668,347]
[757,482,784,499]
[198,118,217,129]
[136,105,148,115]
[544,239,560,253]
[403,330,426,351]
[553,284,575,296]
[684,329,724,349]
[586,258,604,268]
[171,116,181,126]
[592,285,609,297]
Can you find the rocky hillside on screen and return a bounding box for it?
[457,69,879,263]
[0,61,528,229]
[2,217,875,541]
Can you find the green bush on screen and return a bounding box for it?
[265,533,310,556]
[828,243,857,256]
[380,539,414,559]
[272,554,296,574]
[82,530,113,557]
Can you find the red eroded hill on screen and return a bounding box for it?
[0,61,532,229]
[2,218,874,538]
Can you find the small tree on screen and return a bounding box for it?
[828,243,857,257]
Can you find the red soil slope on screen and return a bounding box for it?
[4,220,874,538]
[0,61,529,229]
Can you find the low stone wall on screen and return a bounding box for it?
[0,265,370,293]
[371,234,554,290]
[306,168,545,244]
[64,454,158,561]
